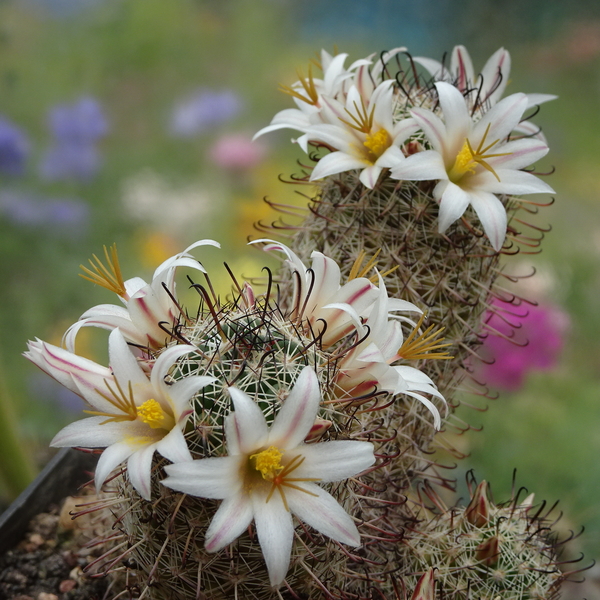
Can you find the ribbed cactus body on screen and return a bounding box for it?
[402,481,565,600]
[106,297,401,599]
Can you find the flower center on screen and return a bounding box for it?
[137,399,170,429]
[363,128,391,162]
[449,139,478,180]
[447,123,510,184]
[250,446,285,481]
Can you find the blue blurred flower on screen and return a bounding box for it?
[0,116,30,176]
[49,97,108,143]
[39,142,101,182]
[169,89,242,137]
[0,190,90,237]
[39,96,108,181]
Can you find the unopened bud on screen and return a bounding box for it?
[241,282,256,309]
[476,535,499,566]
[305,418,332,442]
[465,480,491,527]
[410,568,436,600]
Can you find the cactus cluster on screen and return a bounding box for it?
[402,480,568,600]
[25,44,580,600]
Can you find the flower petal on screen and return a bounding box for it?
[268,366,321,450]
[287,482,360,547]
[155,426,192,464]
[292,440,375,481]
[204,493,254,553]
[227,387,269,454]
[252,489,294,587]
[359,165,383,189]
[438,182,471,233]
[95,441,136,492]
[163,456,241,499]
[435,82,470,151]
[50,417,147,448]
[310,151,368,182]
[127,444,157,501]
[467,190,508,252]
[390,151,447,182]
[108,328,149,390]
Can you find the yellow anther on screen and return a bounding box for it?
[137,399,167,429]
[363,128,392,161]
[79,244,127,298]
[250,446,284,481]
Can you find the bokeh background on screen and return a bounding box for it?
[0,0,599,568]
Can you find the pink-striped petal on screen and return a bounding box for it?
[227,387,269,453]
[268,367,321,449]
[205,494,255,553]
[252,489,294,587]
[287,482,360,547]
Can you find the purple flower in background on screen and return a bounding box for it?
[0,117,29,176]
[39,142,101,182]
[169,89,242,137]
[477,298,569,391]
[0,190,90,237]
[49,97,108,143]
[39,96,108,182]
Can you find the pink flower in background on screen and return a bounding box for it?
[478,298,569,391]
[209,133,266,169]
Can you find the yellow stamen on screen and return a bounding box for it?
[250,446,285,481]
[363,128,392,161]
[263,454,320,512]
[137,399,168,429]
[448,123,511,184]
[339,97,375,134]
[398,313,453,361]
[83,380,138,424]
[278,64,319,106]
[79,244,127,298]
[348,248,399,283]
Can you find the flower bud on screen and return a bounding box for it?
[410,568,436,600]
[465,480,491,527]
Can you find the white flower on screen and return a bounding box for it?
[27,329,215,500]
[306,80,418,188]
[254,48,408,157]
[390,81,555,251]
[251,239,379,347]
[335,273,447,429]
[414,45,557,113]
[65,240,220,351]
[161,366,375,588]
[253,51,355,151]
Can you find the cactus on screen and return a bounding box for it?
[401,479,572,600]
[25,44,580,600]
